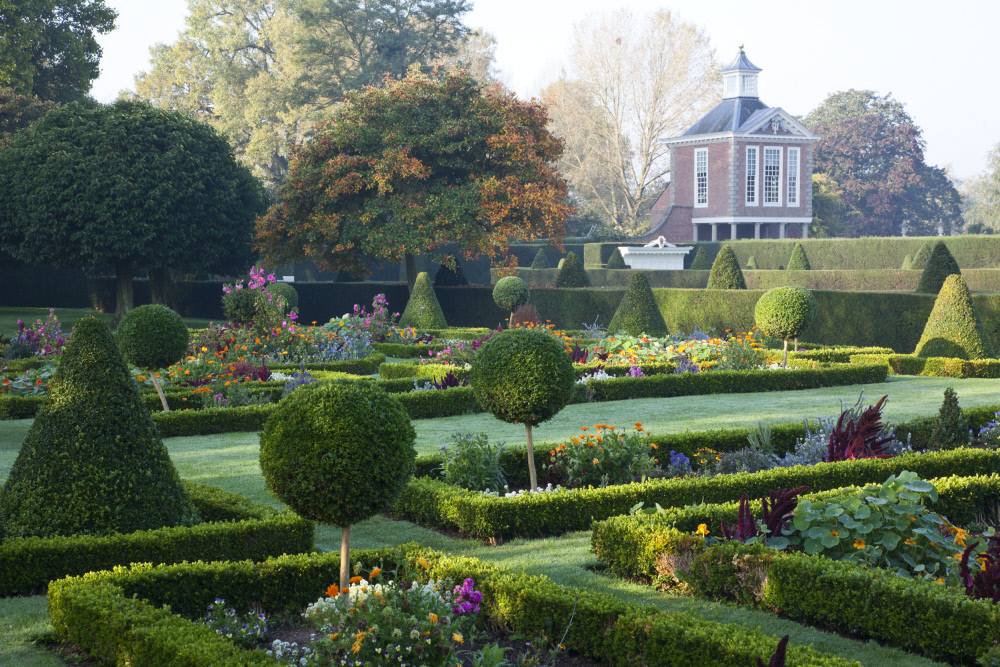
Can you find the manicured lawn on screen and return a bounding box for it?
[0,307,214,336]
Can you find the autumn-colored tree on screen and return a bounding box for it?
[255,67,571,290]
[0,88,57,147]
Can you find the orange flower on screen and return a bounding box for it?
[580,427,589,431]
[326,584,340,597]
[418,556,430,569]
[429,613,438,624]
[349,576,363,584]
[452,632,464,644]
[592,458,599,465]
[830,531,839,538]
[370,567,381,578]
[330,632,339,640]
[650,444,658,450]
[635,422,642,428]
[854,540,866,549]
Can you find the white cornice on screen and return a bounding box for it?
[692,216,812,224]
[661,132,820,147]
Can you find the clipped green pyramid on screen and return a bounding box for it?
[530,248,549,269]
[787,243,811,270]
[690,246,712,270]
[915,274,994,359]
[901,254,913,270]
[433,253,468,286]
[707,246,747,289]
[916,241,961,294]
[911,243,933,270]
[399,272,448,328]
[606,248,627,269]
[554,251,590,288]
[0,317,199,539]
[607,272,668,336]
[746,255,759,270]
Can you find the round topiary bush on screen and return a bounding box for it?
[116,304,190,411]
[470,328,576,490]
[265,282,299,310]
[223,288,260,325]
[259,381,416,598]
[493,276,530,325]
[754,286,819,366]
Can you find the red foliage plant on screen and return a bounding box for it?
[758,635,790,667]
[720,487,809,542]
[823,394,895,462]
[569,343,588,363]
[960,534,1000,604]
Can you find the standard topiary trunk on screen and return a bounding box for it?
[340,525,352,602]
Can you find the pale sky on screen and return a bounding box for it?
[91,0,998,180]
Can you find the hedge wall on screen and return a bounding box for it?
[850,353,1000,378]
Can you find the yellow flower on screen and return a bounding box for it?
[418,556,430,569]
[429,613,438,624]
[830,531,839,538]
[330,633,339,640]
[592,458,599,465]
[854,540,866,549]
[696,524,709,536]
[452,632,464,644]
[201,346,207,352]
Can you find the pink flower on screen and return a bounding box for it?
[289,312,298,320]
[234,284,242,290]
[267,274,276,282]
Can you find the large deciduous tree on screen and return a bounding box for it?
[963,144,1000,233]
[0,100,268,319]
[543,9,719,236]
[255,67,571,291]
[0,87,57,146]
[0,0,117,103]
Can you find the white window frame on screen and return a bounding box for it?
[745,145,759,206]
[787,147,800,207]
[763,146,782,207]
[694,148,708,207]
[724,75,737,97]
[742,73,757,96]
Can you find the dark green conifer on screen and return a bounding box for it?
[929,387,969,451]
[399,272,448,328]
[901,255,913,270]
[706,246,747,289]
[554,251,590,288]
[530,248,549,269]
[911,243,933,270]
[746,255,759,270]
[787,243,811,270]
[606,248,626,269]
[915,274,994,359]
[607,272,668,336]
[916,241,961,294]
[690,246,712,270]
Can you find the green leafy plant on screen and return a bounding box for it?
[116,304,190,411]
[554,251,590,288]
[266,281,299,310]
[930,387,970,451]
[439,432,507,492]
[706,246,746,289]
[544,423,656,489]
[754,287,819,366]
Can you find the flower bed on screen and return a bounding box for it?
[0,481,313,597]
[47,545,858,667]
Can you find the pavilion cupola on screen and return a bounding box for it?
[722,45,762,100]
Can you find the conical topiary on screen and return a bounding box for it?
[916,241,961,294]
[707,246,747,289]
[606,248,627,269]
[433,253,468,287]
[607,272,668,336]
[690,246,712,270]
[901,254,913,270]
[530,248,549,269]
[0,317,199,539]
[554,251,590,288]
[787,243,810,270]
[746,255,759,270]
[914,274,994,359]
[399,272,448,328]
[911,243,933,270]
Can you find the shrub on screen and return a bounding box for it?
[746,255,759,270]
[607,272,668,336]
[433,253,469,286]
[259,381,416,599]
[707,246,747,289]
[398,272,448,329]
[492,276,530,322]
[512,303,542,327]
[690,246,712,270]
[754,287,819,366]
[544,424,656,488]
[116,304,190,411]
[916,240,961,294]
[823,395,895,462]
[915,274,995,359]
[222,288,259,326]
[787,243,810,271]
[930,387,969,451]
[470,329,576,490]
[530,248,549,269]
[0,317,199,538]
[901,254,913,270]
[265,282,299,310]
[554,251,590,288]
[606,248,626,269]
[439,431,507,492]
[911,242,933,270]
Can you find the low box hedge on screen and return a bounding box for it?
[268,352,385,375]
[372,342,446,358]
[47,545,859,667]
[788,347,895,363]
[850,353,1000,378]
[0,481,313,597]
[379,362,470,380]
[1,358,45,373]
[390,448,1000,541]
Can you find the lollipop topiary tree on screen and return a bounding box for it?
[259,382,416,601]
[493,276,530,327]
[754,287,819,367]
[266,282,299,310]
[470,329,576,491]
[116,304,190,411]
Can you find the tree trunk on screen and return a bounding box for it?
[782,338,788,368]
[793,337,798,352]
[114,261,134,324]
[340,525,351,603]
[149,267,170,306]
[405,253,417,293]
[150,373,169,411]
[525,423,538,491]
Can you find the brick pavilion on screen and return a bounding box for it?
[641,47,821,243]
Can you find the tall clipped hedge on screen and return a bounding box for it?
[915,274,995,359]
[554,251,590,288]
[398,272,448,328]
[690,246,712,270]
[787,243,810,270]
[706,246,746,289]
[917,241,962,294]
[607,272,668,336]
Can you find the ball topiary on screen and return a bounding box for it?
[607,272,668,336]
[493,276,530,326]
[554,251,590,288]
[222,288,260,326]
[265,282,299,310]
[259,381,416,599]
[398,272,448,329]
[787,243,810,271]
[689,246,712,270]
[0,317,199,539]
[530,248,549,269]
[914,274,994,359]
[916,241,961,294]
[116,304,190,411]
[746,255,759,270]
[434,253,469,287]
[707,246,747,289]
[911,242,933,270]
[754,286,819,366]
[605,248,627,269]
[470,329,576,491]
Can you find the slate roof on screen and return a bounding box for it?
[722,49,761,72]
[681,97,771,136]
